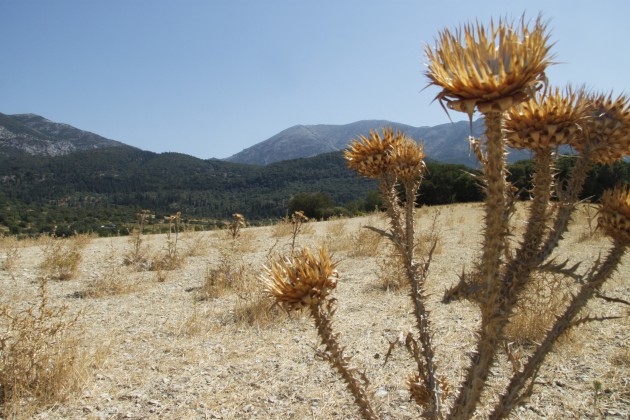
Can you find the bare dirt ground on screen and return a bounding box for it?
[1,202,628,419]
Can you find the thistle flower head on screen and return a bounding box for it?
[598,185,630,244]
[573,92,630,164]
[344,128,399,179]
[505,86,587,151]
[262,246,338,310]
[232,213,246,227]
[425,15,554,119]
[390,138,426,181]
[344,128,424,180]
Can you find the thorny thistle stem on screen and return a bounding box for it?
[489,239,627,419]
[537,153,593,263]
[449,110,509,420]
[309,300,378,420]
[501,149,555,305]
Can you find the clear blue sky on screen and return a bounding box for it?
[1,0,628,159]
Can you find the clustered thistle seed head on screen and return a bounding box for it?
[425,15,554,118]
[262,246,338,310]
[598,185,630,244]
[344,127,425,180]
[344,128,399,179]
[390,138,426,181]
[504,86,587,151]
[573,92,630,164]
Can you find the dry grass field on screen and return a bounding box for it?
[0,203,628,419]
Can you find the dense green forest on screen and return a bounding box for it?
[0,147,628,236]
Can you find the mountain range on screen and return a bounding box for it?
[0,113,534,166]
[226,119,491,166]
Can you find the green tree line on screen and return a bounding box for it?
[1,148,628,236]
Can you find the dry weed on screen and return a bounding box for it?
[39,238,82,281]
[415,208,443,255]
[123,210,152,268]
[178,304,212,337]
[0,278,90,417]
[232,291,288,327]
[503,271,573,345]
[376,246,407,290]
[576,203,605,242]
[197,243,252,300]
[1,237,20,276]
[350,227,383,257]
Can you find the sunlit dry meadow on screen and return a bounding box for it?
[0,203,628,419]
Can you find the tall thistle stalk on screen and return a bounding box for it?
[425,16,554,418]
[346,128,442,417]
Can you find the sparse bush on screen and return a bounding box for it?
[39,238,82,281]
[197,242,251,300]
[1,237,20,276]
[0,278,88,417]
[350,226,383,257]
[233,291,287,327]
[226,213,246,240]
[123,210,153,269]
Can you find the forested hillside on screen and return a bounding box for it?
[1,147,628,237]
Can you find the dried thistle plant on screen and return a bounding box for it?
[227,213,246,240]
[152,211,184,274]
[261,246,377,419]
[289,210,308,254]
[260,14,630,420]
[123,209,152,268]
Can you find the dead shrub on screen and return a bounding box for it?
[1,238,20,276]
[233,291,288,327]
[350,227,383,257]
[377,246,408,291]
[0,278,89,417]
[123,210,152,268]
[80,272,140,298]
[39,238,82,281]
[504,271,573,346]
[197,243,252,300]
[181,231,210,258]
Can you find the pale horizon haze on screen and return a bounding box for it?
[1,0,629,159]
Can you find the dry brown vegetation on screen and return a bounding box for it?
[0,203,627,418]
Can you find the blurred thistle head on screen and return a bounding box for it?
[262,246,338,310]
[572,92,630,164]
[390,138,426,181]
[344,127,424,180]
[292,210,309,223]
[344,127,399,179]
[425,15,554,119]
[232,213,246,226]
[598,185,630,244]
[504,86,587,151]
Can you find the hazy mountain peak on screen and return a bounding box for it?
[226,118,496,166]
[0,113,130,157]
